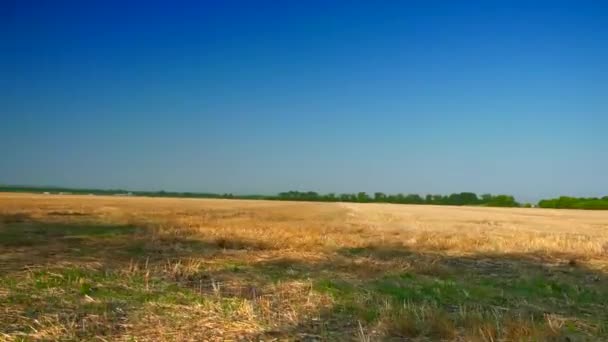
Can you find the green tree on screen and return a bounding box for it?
[374,192,387,202]
[357,192,370,203]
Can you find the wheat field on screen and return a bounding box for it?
[1,193,607,341]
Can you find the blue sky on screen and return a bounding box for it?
[2,1,607,201]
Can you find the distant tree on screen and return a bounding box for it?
[357,192,370,203]
[447,193,461,205]
[460,192,480,205]
[538,198,557,208]
[324,193,337,201]
[556,196,578,208]
[395,193,405,203]
[374,192,387,202]
[486,195,518,207]
[481,194,493,203]
[538,196,608,210]
[305,191,319,201]
[405,194,424,204]
[340,193,355,202]
[431,195,444,204]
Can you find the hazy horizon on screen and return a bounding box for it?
[0,182,604,205]
[3,1,607,203]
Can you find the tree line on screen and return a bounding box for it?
[1,185,606,210]
[538,196,608,210]
[276,191,519,207]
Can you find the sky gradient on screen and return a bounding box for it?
[2,1,607,202]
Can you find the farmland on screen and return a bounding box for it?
[1,193,607,341]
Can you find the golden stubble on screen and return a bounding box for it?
[1,193,607,340]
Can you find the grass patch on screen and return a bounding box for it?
[0,222,137,247]
[1,266,210,339]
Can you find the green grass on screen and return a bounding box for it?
[1,215,607,340]
[2,266,212,340]
[275,256,608,340]
[0,222,136,246]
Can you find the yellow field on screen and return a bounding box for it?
[1,193,607,341]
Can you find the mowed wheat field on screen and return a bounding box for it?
[1,193,607,341]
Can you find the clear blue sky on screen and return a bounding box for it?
[2,1,607,201]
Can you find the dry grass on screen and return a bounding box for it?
[1,193,607,341]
